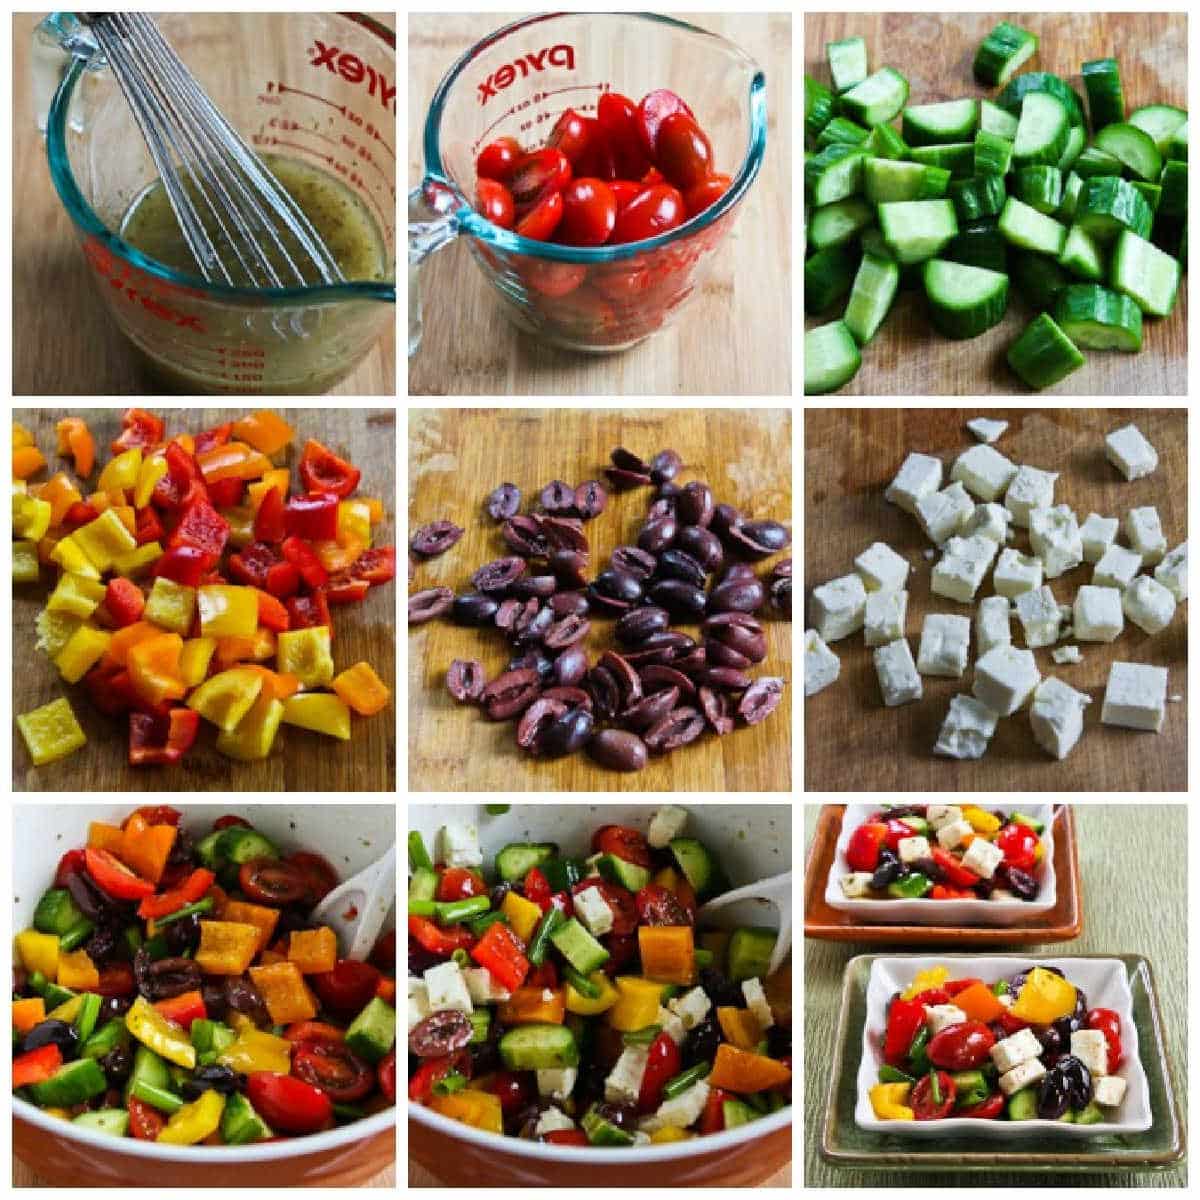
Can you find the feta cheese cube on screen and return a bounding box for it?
[936,816,974,849]
[804,628,841,697]
[668,987,712,1031]
[741,977,775,1029]
[1070,1029,1110,1077]
[975,595,1012,656]
[897,835,931,865]
[1052,645,1082,664]
[639,1080,710,1133]
[916,613,971,678]
[1093,543,1143,591]
[423,960,473,1015]
[933,695,1000,760]
[932,534,997,603]
[1155,541,1187,602]
[1122,574,1177,635]
[1102,661,1168,732]
[1124,506,1167,566]
[916,481,974,544]
[966,417,1008,444]
[1093,1075,1127,1107]
[840,872,873,899]
[874,637,923,706]
[656,1005,687,1043]
[583,852,604,878]
[1014,585,1063,648]
[573,886,615,936]
[951,443,1019,502]
[964,501,1012,544]
[991,1027,1042,1073]
[855,540,911,593]
[1073,585,1123,642]
[864,589,908,647]
[1079,513,1119,563]
[1004,464,1058,527]
[1029,504,1083,578]
[810,574,867,642]
[973,645,1041,716]
[408,977,431,1032]
[885,451,943,514]
[537,1067,578,1100]
[1105,422,1158,481]
[438,822,483,869]
[926,1004,967,1035]
[961,836,1004,878]
[999,1057,1047,1095]
[926,805,963,831]
[605,1045,650,1103]
[534,1107,577,1135]
[462,966,512,1004]
[994,548,1044,598]
[647,805,688,848]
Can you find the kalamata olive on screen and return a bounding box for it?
[410,1010,473,1058]
[99,1041,133,1084]
[870,848,902,890]
[453,592,500,626]
[224,975,269,1025]
[681,1016,721,1068]
[1036,1072,1070,1119]
[997,863,1039,900]
[21,1019,80,1057]
[180,1064,247,1099]
[698,967,743,1007]
[163,912,202,956]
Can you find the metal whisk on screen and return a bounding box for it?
[83,12,345,288]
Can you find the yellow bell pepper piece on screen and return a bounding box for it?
[901,966,948,1001]
[157,1088,224,1144]
[650,1126,693,1143]
[47,994,85,1023]
[195,920,260,975]
[187,667,264,732]
[961,806,1002,835]
[223,505,256,549]
[97,446,143,496]
[248,961,319,1024]
[429,1089,504,1134]
[564,970,619,1016]
[125,996,196,1068]
[652,865,681,890]
[215,693,283,761]
[178,637,217,687]
[1010,966,1077,1024]
[144,577,197,635]
[500,891,543,944]
[46,573,107,619]
[276,625,334,688]
[280,692,351,740]
[13,539,41,584]
[13,421,34,449]
[72,508,137,571]
[336,499,372,549]
[16,697,87,767]
[198,585,259,639]
[870,1081,914,1120]
[35,608,84,659]
[246,469,290,511]
[49,534,100,580]
[113,541,162,578]
[607,977,666,1031]
[133,456,168,508]
[217,1027,292,1075]
[57,948,100,990]
[15,929,60,980]
[13,493,52,540]
[54,623,112,684]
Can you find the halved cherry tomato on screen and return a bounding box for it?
[370,929,396,971]
[957,1093,1004,1119]
[637,89,695,155]
[310,958,383,1016]
[292,1040,374,1102]
[522,259,587,298]
[247,1072,333,1135]
[286,851,339,904]
[378,1049,396,1104]
[592,824,652,867]
[558,178,618,246]
[515,189,564,242]
[610,184,686,244]
[284,1021,345,1045]
[476,136,522,181]
[131,805,183,827]
[475,178,515,230]
[576,119,618,181]
[238,858,309,905]
[509,148,572,210]
[128,1095,166,1140]
[910,1070,957,1120]
[547,108,593,167]
[437,866,487,901]
[655,112,713,190]
[571,877,637,935]
[684,172,732,217]
[927,1020,995,1071]
[214,814,252,830]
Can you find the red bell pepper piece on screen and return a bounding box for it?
[227,541,278,588]
[154,441,208,512]
[85,663,142,717]
[55,848,87,887]
[883,996,928,1066]
[286,588,331,633]
[167,498,230,558]
[523,867,552,908]
[128,708,201,766]
[112,408,165,454]
[699,1085,732,1134]
[299,439,361,498]
[254,485,286,543]
[265,560,300,598]
[545,1129,589,1145]
[930,847,980,888]
[104,577,146,627]
[326,575,370,604]
[408,1056,462,1102]
[63,501,101,531]
[135,506,163,545]
[408,915,474,958]
[193,422,232,456]
[206,475,245,509]
[14,1044,63,1089]
[284,493,339,541]
[137,866,214,919]
[469,921,530,991]
[281,536,329,589]
[153,989,207,1028]
[152,545,215,588]
[84,846,155,900]
[350,545,396,585]
[255,589,290,633]
[929,884,976,900]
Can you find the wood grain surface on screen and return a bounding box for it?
[803,13,1187,396]
[12,13,396,396]
[803,802,1189,1188]
[408,408,792,791]
[804,408,1187,792]
[407,12,791,396]
[13,408,396,792]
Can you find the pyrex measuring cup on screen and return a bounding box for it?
[410,13,766,355]
[35,12,396,394]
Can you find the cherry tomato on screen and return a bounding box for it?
[128,1096,166,1140]
[592,824,652,867]
[488,1069,533,1114]
[683,173,732,217]
[957,1093,1004,1118]
[286,851,340,904]
[238,858,309,905]
[1086,1007,1123,1072]
[436,866,488,901]
[571,877,638,934]
[214,815,252,830]
[522,259,587,298]
[610,184,685,244]
[608,180,642,210]
[378,1049,396,1104]
[515,189,563,242]
[509,148,572,209]
[558,177,617,246]
[310,958,383,1015]
[247,1072,333,1135]
[846,822,888,872]
[637,88,695,155]
[995,822,1039,871]
[547,108,593,167]
[635,883,691,927]
[593,258,655,301]
[655,112,713,190]
[575,119,618,180]
[292,1040,375,1102]
[927,1020,995,1070]
[369,928,396,971]
[131,805,182,827]
[598,92,651,178]
[910,1070,957,1120]
[637,1031,681,1112]
[475,178,515,229]
[476,136,522,181]
[602,930,638,976]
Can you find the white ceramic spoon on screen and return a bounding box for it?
[310,844,396,961]
[696,870,791,977]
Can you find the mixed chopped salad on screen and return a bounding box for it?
[408,806,791,1145]
[13,807,396,1144]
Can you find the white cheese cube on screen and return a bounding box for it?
[916,481,974,544]
[1073,585,1123,642]
[1093,543,1143,591]
[605,1045,650,1103]
[423,960,473,1015]
[994,548,1044,598]
[926,805,963,831]
[1122,574,1177,635]
[840,872,874,899]
[583,852,604,878]
[1029,504,1083,578]
[999,1057,1047,1095]
[885,451,943,514]
[535,1107,577,1135]
[647,805,688,848]
[935,816,974,849]
[572,886,615,936]
[462,966,512,1004]
[741,978,775,1029]
[952,443,1019,501]
[1124,506,1167,566]
[1093,1075,1127,1106]
[961,836,1004,878]
[639,1080,710,1133]
[973,645,1041,716]
[897,835,931,865]
[438,821,483,869]
[1070,1029,1110,1077]
[933,695,1000,760]
[1155,541,1187,602]
[1004,464,1058,527]
[874,637,923,706]
[408,978,431,1032]
[975,595,1012,656]
[925,1004,967,1035]
[804,628,841,697]
[932,534,997,603]
[991,1027,1043,1073]
[1105,423,1158,481]
[864,589,908,646]
[537,1067,578,1100]
[656,1005,687,1044]
[668,987,712,1031]
[1079,513,1119,563]
[855,540,911,593]
[1052,645,1082,664]
[1014,585,1063,648]
[1101,661,1168,732]
[810,574,867,642]
[916,613,971,678]
[966,417,1008,444]
[964,501,1012,544]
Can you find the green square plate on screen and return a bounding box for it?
[820,953,1184,1172]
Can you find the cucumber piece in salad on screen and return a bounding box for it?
[1127,103,1187,156]
[805,75,836,145]
[973,21,1039,87]
[827,36,868,94]
[1057,224,1105,282]
[997,72,1086,130]
[1013,92,1070,167]
[804,321,861,395]
[1111,230,1181,316]
[902,99,978,147]
[1054,283,1143,351]
[1007,312,1085,389]
[844,252,900,345]
[1093,122,1163,182]
[923,258,1009,340]
[1081,58,1125,130]
[839,67,910,129]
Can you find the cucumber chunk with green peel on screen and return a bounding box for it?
[1013,92,1070,166]
[1058,172,1085,221]
[923,258,1009,339]
[1015,166,1063,214]
[839,67,910,128]
[1167,119,1187,162]
[997,72,1086,129]
[864,157,950,203]
[1057,223,1105,281]
[974,21,1039,87]
[859,226,896,261]
[1093,122,1162,182]
[980,100,1020,140]
[1127,104,1187,155]
[1007,313,1086,388]
[1056,125,1086,173]
[805,75,836,145]
[944,220,1008,274]
[864,123,910,160]
[1074,177,1153,241]
[948,173,1007,222]
[844,253,901,344]
[817,117,871,149]
[1054,283,1143,350]
[1073,146,1123,178]
[974,129,1014,177]
[878,198,959,264]
[827,37,868,93]
[902,99,978,147]
[1111,229,1182,316]
[998,197,1068,257]
[1081,58,1125,130]
[1131,181,1162,215]
[1011,251,1071,311]
[911,142,975,178]
[804,321,861,395]
[805,143,866,206]
[1158,160,1186,219]
[804,243,860,314]
[808,197,873,250]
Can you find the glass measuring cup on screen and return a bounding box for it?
[35,12,396,395]
[410,13,766,355]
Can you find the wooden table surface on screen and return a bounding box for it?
[408,12,791,397]
[804,408,1187,792]
[803,803,1189,1187]
[408,408,792,791]
[13,408,396,792]
[803,13,1187,396]
[12,12,396,396]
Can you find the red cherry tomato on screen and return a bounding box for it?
[995,822,1039,870]
[515,189,563,242]
[655,112,713,190]
[489,1069,533,1114]
[475,178,515,229]
[522,259,587,298]
[509,148,572,209]
[637,1030,682,1112]
[957,1093,1005,1119]
[910,1070,957,1120]
[247,1072,334,1135]
[593,258,654,301]
[598,92,651,178]
[684,173,732,217]
[610,184,686,244]
[476,136,522,181]
[378,1049,396,1104]
[1086,1007,1123,1072]
[592,824,652,866]
[310,958,383,1016]
[846,822,888,872]
[291,1040,375,1102]
[548,108,593,167]
[213,814,252,830]
[608,180,642,210]
[437,866,488,901]
[576,118,618,181]
[637,88,695,155]
[128,1096,166,1140]
[558,177,618,246]
[238,858,308,905]
[286,851,340,905]
[927,1020,995,1070]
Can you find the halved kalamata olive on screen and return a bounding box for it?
[410,1010,473,1058]
[21,1019,80,1057]
[410,520,464,558]
[292,1041,375,1103]
[239,859,309,905]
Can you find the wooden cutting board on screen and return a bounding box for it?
[804,408,1186,791]
[804,13,1187,395]
[13,408,396,792]
[409,408,792,791]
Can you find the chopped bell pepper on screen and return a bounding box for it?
[708,1043,791,1093]
[638,925,695,986]
[88,821,125,852]
[129,709,200,767]
[104,576,146,626]
[194,422,232,456]
[717,1006,762,1051]
[287,927,338,974]
[470,921,531,992]
[134,455,168,508]
[157,1086,224,1144]
[232,410,295,456]
[313,537,363,574]
[152,545,214,588]
[97,446,143,495]
[280,693,351,740]
[428,1088,503,1134]
[364,497,385,525]
[497,986,565,1026]
[104,620,161,666]
[286,589,332,634]
[13,444,47,479]
[350,545,396,585]
[15,929,60,979]
[57,947,100,990]
[254,589,290,633]
[214,692,284,761]
[127,633,187,706]
[196,921,261,975]
[280,536,329,588]
[35,472,83,526]
[253,485,285,542]
[197,584,259,638]
[869,1081,914,1120]
[72,508,138,571]
[564,970,619,1016]
[221,505,256,549]
[13,493,52,540]
[299,439,361,498]
[179,637,217,687]
[217,1027,292,1075]
[154,989,207,1029]
[112,408,164,453]
[49,534,100,580]
[155,442,208,512]
[212,627,276,669]
[35,608,83,659]
[14,1043,63,1089]
[13,421,35,449]
[46,573,107,619]
[13,539,40,583]
[187,667,264,732]
[119,814,178,884]
[336,499,372,548]
[607,977,667,1031]
[197,441,271,483]
[84,846,155,899]
[115,541,162,578]
[242,665,301,700]
[55,623,113,683]
[247,469,290,512]
[217,899,279,953]
[13,996,46,1034]
[206,475,244,510]
[55,417,96,479]
[248,961,319,1024]
[167,499,230,559]
[499,891,542,944]
[284,492,339,541]
[276,626,334,688]
[326,575,370,604]
[1010,966,1077,1024]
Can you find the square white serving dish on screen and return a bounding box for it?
[854,954,1152,1138]
[824,803,1056,926]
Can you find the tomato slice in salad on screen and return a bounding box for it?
[291,1041,375,1103]
[910,1070,957,1120]
[247,1072,333,1135]
[591,824,652,867]
[310,958,383,1016]
[238,858,309,905]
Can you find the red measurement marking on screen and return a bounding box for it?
[477,43,575,105]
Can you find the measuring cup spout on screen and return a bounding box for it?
[408,181,464,357]
[32,14,102,134]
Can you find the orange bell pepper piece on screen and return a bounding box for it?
[708,1043,792,1094]
[57,948,101,990]
[497,987,566,1026]
[88,821,126,854]
[104,620,161,667]
[13,997,46,1034]
[248,961,319,1024]
[287,927,338,974]
[195,921,260,974]
[951,980,1006,1024]
[127,632,186,706]
[331,661,390,716]
[364,498,385,525]
[33,472,84,527]
[312,538,363,574]
[231,411,295,456]
[217,899,280,955]
[213,627,276,670]
[55,418,96,479]
[242,664,301,700]
[637,925,695,985]
[717,1006,763,1051]
[13,445,46,479]
[196,442,272,483]
[119,812,177,885]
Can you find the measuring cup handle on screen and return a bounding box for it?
[408,181,464,356]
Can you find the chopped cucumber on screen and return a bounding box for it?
[980,100,1020,140]
[1073,146,1123,179]
[827,37,868,94]
[1167,120,1187,162]
[974,130,1014,177]
[1011,250,1071,311]
[817,116,870,149]
[944,219,1008,274]
[948,173,1007,222]
[1013,91,1069,167]
[1074,177,1153,242]
[864,123,910,160]
[1057,224,1105,281]
[1158,160,1186,219]
[808,197,874,250]
[1127,104,1187,155]
[1093,122,1162,182]
[1054,283,1143,350]
[839,67,910,128]
[974,22,1039,87]
[804,242,860,314]
[923,258,1009,339]
[998,196,1068,257]
[1082,58,1125,130]
[1058,172,1085,221]
[1015,166,1063,214]
[911,142,975,178]
[844,253,900,344]
[997,72,1086,129]
[804,321,861,395]
[902,99,978,147]
[878,198,958,264]
[805,75,836,145]
[1008,312,1086,389]
[1056,125,1086,173]
[1131,180,1162,215]
[1111,230,1181,316]
[805,143,867,206]
[864,158,950,203]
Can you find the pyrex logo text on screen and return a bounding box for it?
[478,44,575,104]
[310,40,396,112]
